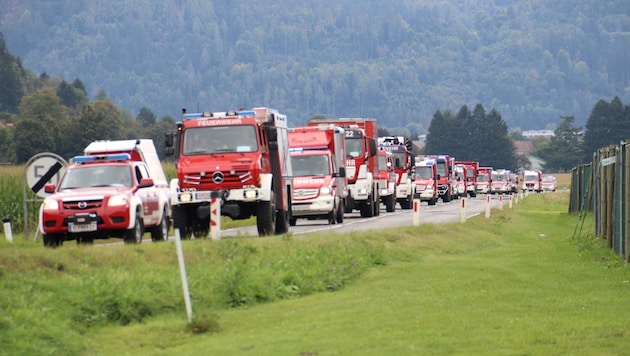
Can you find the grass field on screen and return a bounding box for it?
[1,190,628,355]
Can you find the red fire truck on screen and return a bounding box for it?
[455,161,479,197]
[165,108,293,237]
[308,118,379,217]
[376,148,397,212]
[476,166,492,195]
[425,155,455,202]
[378,136,414,209]
[288,125,347,225]
[413,157,439,205]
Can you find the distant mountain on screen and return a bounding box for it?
[1,0,628,134]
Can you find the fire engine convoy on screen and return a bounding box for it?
[378,136,414,209]
[522,170,542,193]
[39,139,171,247]
[308,117,380,217]
[288,125,347,225]
[165,108,293,237]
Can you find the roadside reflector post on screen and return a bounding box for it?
[499,195,504,210]
[460,198,466,223]
[514,193,518,205]
[210,196,221,240]
[485,195,491,218]
[508,195,513,209]
[412,198,421,226]
[3,218,13,242]
[174,228,193,323]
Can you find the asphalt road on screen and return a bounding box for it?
[218,193,520,238]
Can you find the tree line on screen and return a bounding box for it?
[2,33,629,171]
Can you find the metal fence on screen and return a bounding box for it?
[570,141,629,262]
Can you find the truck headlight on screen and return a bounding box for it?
[320,187,331,195]
[180,192,192,202]
[42,199,59,211]
[108,194,129,207]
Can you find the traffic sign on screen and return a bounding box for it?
[25,153,68,198]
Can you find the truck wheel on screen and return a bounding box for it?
[373,191,380,216]
[124,213,144,244]
[442,191,451,203]
[360,194,374,217]
[429,198,437,206]
[327,205,336,225]
[400,195,412,210]
[289,217,297,226]
[335,201,344,223]
[150,209,169,242]
[385,194,395,212]
[257,199,275,236]
[43,233,63,248]
[275,209,289,234]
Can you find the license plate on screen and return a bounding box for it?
[292,205,308,211]
[69,222,97,233]
[195,192,212,200]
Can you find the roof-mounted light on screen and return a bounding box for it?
[73,153,131,163]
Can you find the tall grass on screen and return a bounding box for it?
[2,192,628,355]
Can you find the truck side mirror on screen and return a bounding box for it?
[437,174,441,180]
[139,178,154,188]
[165,132,174,147]
[368,139,377,158]
[165,147,175,156]
[336,167,346,178]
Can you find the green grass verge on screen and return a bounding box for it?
[1,192,628,355]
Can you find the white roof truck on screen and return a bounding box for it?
[39,139,171,247]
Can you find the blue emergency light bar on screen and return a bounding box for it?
[289,148,303,153]
[73,153,131,163]
[183,110,256,120]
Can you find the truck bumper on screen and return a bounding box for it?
[291,196,335,217]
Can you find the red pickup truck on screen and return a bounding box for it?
[39,139,171,247]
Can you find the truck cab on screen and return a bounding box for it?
[39,139,171,247]
[413,157,439,205]
[376,148,397,212]
[288,125,347,225]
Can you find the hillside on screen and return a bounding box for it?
[1,0,629,133]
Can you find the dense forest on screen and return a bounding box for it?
[1,0,628,134]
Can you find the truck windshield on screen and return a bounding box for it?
[345,137,363,158]
[59,166,132,189]
[183,125,257,155]
[415,167,433,179]
[524,175,538,181]
[477,175,488,182]
[291,155,330,177]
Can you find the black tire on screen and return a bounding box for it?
[150,208,169,242]
[275,209,289,234]
[336,200,344,223]
[172,205,192,239]
[400,195,412,210]
[385,194,395,212]
[124,212,143,244]
[257,199,275,236]
[360,194,374,217]
[373,190,380,216]
[43,233,63,248]
[428,197,437,206]
[442,190,451,203]
[289,217,297,226]
[327,205,336,225]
